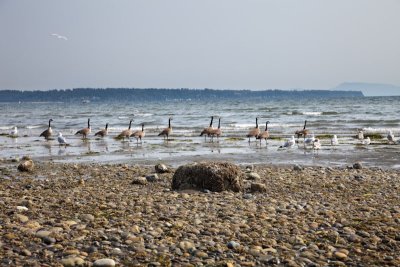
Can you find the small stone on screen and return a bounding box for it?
[334,251,348,260]
[243,193,254,199]
[43,236,56,245]
[227,241,240,249]
[21,249,32,256]
[18,159,34,172]
[179,241,196,251]
[61,257,85,267]
[16,214,29,223]
[146,174,158,182]
[250,183,267,193]
[353,162,363,169]
[131,177,147,185]
[93,258,116,267]
[293,164,303,171]
[16,206,29,212]
[36,230,51,238]
[155,163,168,173]
[80,214,95,222]
[246,172,260,180]
[130,225,140,233]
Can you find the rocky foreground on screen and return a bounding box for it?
[0,161,399,267]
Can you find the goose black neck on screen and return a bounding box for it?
[87,119,90,128]
[105,123,108,130]
[303,120,307,130]
[256,118,258,128]
[141,124,144,131]
[209,116,214,127]
[265,121,269,131]
[218,118,221,129]
[128,120,132,129]
[168,118,171,128]
[48,119,52,128]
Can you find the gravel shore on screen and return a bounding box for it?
[1,160,399,266]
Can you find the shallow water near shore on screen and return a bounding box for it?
[0,96,399,168]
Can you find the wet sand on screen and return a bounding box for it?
[0,160,399,266]
[1,133,400,169]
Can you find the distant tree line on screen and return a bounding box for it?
[0,88,364,102]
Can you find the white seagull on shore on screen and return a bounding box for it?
[362,137,371,145]
[304,133,315,146]
[387,131,395,144]
[331,135,339,147]
[357,130,364,140]
[57,132,67,147]
[281,136,296,148]
[10,126,18,137]
[51,33,68,40]
[312,139,321,154]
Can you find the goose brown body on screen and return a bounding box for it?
[209,117,222,142]
[200,116,214,140]
[256,121,270,144]
[131,123,145,144]
[95,123,108,137]
[118,120,133,139]
[75,119,91,139]
[246,117,260,142]
[40,119,53,140]
[158,117,172,140]
[295,120,309,140]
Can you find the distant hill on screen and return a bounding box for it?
[0,88,364,103]
[333,82,400,96]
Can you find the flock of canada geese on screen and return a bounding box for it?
[7,116,399,150]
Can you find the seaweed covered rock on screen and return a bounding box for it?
[172,162,244,192]
[18,158,34,172]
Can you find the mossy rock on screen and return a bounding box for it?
[172,162,244,192]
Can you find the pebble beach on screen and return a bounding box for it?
[1,159,399,266]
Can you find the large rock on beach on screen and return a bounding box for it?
[171,162,244,192]
[17,159,34,172]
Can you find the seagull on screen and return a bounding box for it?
[331,135,339,146]
[281,136,296,148]
[387,131,395,144]
[304,133,315,146]
[313,139,321,152]
[362,137,371,145]
[57,132,67,147]
[10,126,18,137]
[357,130,364,140]
[51,33,68,40]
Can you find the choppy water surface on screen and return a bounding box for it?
[0,96,399,168]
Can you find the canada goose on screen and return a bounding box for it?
[118,119,133,140]
[246,117,260,143]
[200,116,214,141]
[75,118,91,139]
[331,135,339,146]
[295,120,309,140]
[131,123,145,144]
[40,119,53,140]
[95,123,109,137]
[304,133,315,147]
[387,131,395,144]
[209,117,222,142]
[158,117,173,141]
[10,126,18,137]
[256,121,270,145]
[57,132,67,147]
[281,136,296,148]
[362,137,371,145]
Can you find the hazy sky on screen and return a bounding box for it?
[0,0,399,95]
